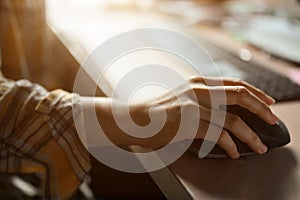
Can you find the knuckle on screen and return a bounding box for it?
[246,134,260,145]
[232,78,243,84]
[218,131,237,152]
[188,76,203,83]
[181,86,194,96]
[228,114,241,129]
[235,86,249,97]
[189,85,208,95]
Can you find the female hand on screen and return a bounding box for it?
[145,76,278,159]
[91,76,278,159]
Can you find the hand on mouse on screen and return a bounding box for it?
[191,76,278,158]
[144,76,278,159]
[89,76,278,159]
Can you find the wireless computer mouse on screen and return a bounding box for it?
[189,105,291,158]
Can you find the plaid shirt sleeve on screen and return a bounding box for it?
[0,74,91,199]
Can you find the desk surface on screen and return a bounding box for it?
[45,1,300,199]
[170,101,300,200]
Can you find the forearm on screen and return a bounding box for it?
[80,96,177,149]
[94,97,149,147]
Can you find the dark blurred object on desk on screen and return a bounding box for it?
[222,0,300,64]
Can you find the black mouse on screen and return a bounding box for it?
[189,105,291,158]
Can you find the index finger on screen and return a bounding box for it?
[225,86,278,125]
[190,77,275,105]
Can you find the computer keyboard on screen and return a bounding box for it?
[193,36,300,102]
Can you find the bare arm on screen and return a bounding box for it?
[80,77,278,159]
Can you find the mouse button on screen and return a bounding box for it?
[258,134,287,148]
[249,120,290,148]
[278,120,291,142]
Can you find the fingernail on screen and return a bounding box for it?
[258,145,268,154]
[268,96,276,104]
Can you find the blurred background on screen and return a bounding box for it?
[0,0,79,91]
[1,0,299,92]
[1,0,300,199]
